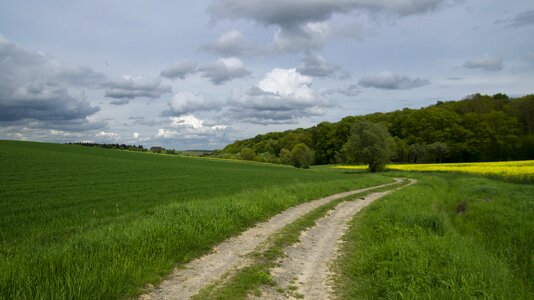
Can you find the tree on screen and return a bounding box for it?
[342,120,395,172]
[239,147,256,161]
[279,148,292,165]
[427,142,449,163]
[290,143,314,169]
[409,143,427,163]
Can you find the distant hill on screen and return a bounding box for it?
[217,93,534,164]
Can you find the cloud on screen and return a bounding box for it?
[0,38,101,123]
[198,57,251,85]
[323,84,361,97]
[509,9,534,27]
[359,71,430,89]
[208,0,444,28]
[95,131,119,139]
[297,53,340,77]
[208,0,443,53]
[273,22,331,52]
[104,75,172,101]
[227,68,331,124]
[162,91,221,116]
[55,66,106,87]
[464,54,503,71]
[155,115,229,143]
[201,30,264,57]
[160,60,198,79]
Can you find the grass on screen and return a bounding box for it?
[194,179,410,299]
[334,172,534,299]
[0,140,392,299]
[335,160,534,183]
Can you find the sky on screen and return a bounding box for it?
[1,0,533,150]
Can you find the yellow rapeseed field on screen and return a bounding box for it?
[336,160,534,182]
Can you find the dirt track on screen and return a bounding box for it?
[139,179,402,300]
[255,179,416,299]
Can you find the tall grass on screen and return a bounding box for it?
[335,173,534,299]
[0,140,391,299]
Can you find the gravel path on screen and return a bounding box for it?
[139,179,402,300]
[255,179,416,300]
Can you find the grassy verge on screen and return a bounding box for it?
[0,140,393,299]
[334,172,534,299]
[194,179,410,299]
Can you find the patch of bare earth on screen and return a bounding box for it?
[139,180,401,300]
[254,179,415,300]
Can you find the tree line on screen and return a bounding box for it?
[215,93,534,167]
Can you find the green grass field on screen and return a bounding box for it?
[0,140,391,299]
[335,172,534,299]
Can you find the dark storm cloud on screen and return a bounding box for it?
[0,37,101,123]
[208,0,444,53]
[359,71,430,90]
[160,60,198,80]
[104,76,172,100]
[208,0,445,28]
[0,83,99,122]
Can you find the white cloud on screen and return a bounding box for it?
[164,91,220,116]
[228,68,331,124]
[359,71,430,89]
[198,57,251,85]
[133,132,140,139]
[464,54,503,72]
[156,115,229,140]
[96,131,119,139]
[201,30,264,57]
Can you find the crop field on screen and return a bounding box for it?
[335,172,534,299]
[336,160,534,183]
[0,140,391,299]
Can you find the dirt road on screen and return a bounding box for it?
[256,179,416,299]
[139,179,402,300]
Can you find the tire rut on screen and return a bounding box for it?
[139,179,402,300]
[253,179,416,300]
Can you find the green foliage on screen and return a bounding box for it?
[0,140,391,299]
[335,173,534,299]
[239,147,256,161]
[290,143,314,169]
[279,148,292,165]
[218,94,534,165]
[341,120,395,172]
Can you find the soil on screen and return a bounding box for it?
[252,179,415,299]
[139,179,402,300]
